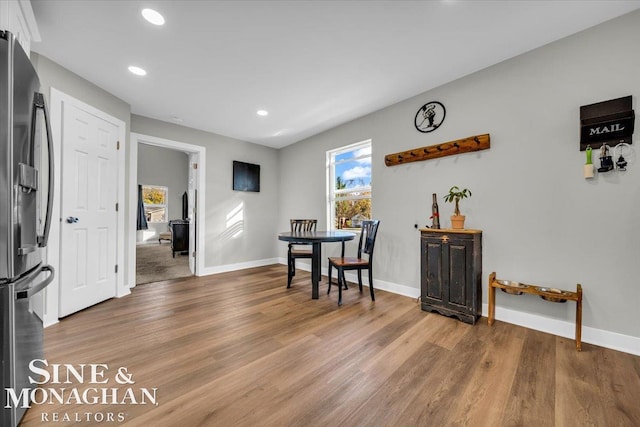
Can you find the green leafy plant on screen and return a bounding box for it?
[443,186,472,216]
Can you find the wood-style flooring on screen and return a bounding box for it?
[21,265,640,426]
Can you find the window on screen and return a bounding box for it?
[142,185,168,223]
[327,140,372,230]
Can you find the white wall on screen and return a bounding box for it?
[137,144,189,243]
[278,10,640,351]
[131,115,280,272]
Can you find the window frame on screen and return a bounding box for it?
[142,184,168,223]
[326,139,372,231]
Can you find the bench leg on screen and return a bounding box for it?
[487,273,496,326]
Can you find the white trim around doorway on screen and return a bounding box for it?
[129,133,206,288]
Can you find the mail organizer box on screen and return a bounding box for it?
[420,229,482,324]
[580,95,634,151]
[487,272,583,351]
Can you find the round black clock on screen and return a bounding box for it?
[414,101,446,133]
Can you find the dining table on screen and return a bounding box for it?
[278,230,356,299]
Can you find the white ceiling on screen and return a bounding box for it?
[31,1,640,149]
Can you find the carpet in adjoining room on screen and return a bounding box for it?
[136,243,192,285]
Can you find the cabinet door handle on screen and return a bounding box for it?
[442,235,449,244]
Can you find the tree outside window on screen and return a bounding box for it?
[327,140,372,230]
[142,185,168,223]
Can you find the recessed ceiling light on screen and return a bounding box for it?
[257,110,269,116]
[128,66,147,76]
[142,8,165,26]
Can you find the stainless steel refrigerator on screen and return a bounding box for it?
[1,31,55,427]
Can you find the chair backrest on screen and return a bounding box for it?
[290,219,317,233]
[357,220,380,259]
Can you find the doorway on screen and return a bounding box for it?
[128,133,206,287]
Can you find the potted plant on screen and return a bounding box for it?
[443,186,472,229]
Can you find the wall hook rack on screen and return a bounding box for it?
[384,134,490,167]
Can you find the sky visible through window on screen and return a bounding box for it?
[335,145,371,189]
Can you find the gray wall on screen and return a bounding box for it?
[31,53,131,129]
[29,9,639,346]
[137,144,189,242]
[31,52,134,322]
[131,115,279,268]
[31,51,279,289]
[278,10,640,340]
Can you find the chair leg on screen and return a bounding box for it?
[338,267,343,306]
[368,266,375,301]
[357,269,363,293]
[340,270,347,293]
[327,262,333,294]
[287,252,293,288]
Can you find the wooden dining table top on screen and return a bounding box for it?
[277,230,356,242]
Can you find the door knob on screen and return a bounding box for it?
[66,217,79,223]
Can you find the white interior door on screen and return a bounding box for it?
[59,102,118,317]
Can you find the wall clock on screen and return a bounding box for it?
[415,101,446,133]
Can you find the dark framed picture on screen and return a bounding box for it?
[415,101,446,133]
[233,161,260,192]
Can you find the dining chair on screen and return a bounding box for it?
[287,219,318,288]
[327,220,380,305]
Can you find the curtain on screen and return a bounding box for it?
[137,185,148,230]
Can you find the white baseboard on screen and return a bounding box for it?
[116,287,131,298]
[277,259,639,356]
[483,303,640,356]
[43,319,60,328]
[277,258,421,299]
[372,278,421,299]
[200,258,280,276]
[278,258,420,298]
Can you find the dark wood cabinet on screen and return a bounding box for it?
[170,220,189,258]
[420,229,482,324]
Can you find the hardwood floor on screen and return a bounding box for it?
[21,265,640,426]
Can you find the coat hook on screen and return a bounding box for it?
[436,145,443,151]
[474,137,480,144]
[453,142,460,148]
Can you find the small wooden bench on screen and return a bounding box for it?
[158,231,171,244]
[488,272,583,351]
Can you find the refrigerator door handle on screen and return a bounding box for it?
[33,92,54,248]
[14,264,54,300]
[17,244,37,255]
